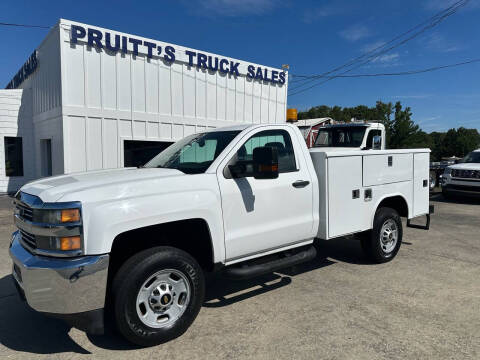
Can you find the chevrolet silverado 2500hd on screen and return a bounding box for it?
[9,124,432,346]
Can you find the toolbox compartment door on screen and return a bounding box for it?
[413,152,430,217]
[363,153,413,187]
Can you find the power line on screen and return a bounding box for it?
[0,22,50,29]
[290,58,480,79]
[289,0,470,96]
[289,0,468,90]
[290,0,468,93]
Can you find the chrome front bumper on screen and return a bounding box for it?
[9,231,109,314]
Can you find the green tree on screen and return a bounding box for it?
[388,102,427,149]
[297,102,479,157]
[437,128,480,159]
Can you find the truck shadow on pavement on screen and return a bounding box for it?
[0,238,370,353]
[0,275,92,355]
[430,192,480,205]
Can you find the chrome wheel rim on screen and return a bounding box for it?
[136,269,191,328]
[380,219,398,254]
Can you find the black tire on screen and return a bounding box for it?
[112,246,205,347]
[361,207,403,263]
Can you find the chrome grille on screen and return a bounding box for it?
[19,229,37,249]
[15,202,33,222]
[452,169,480,180]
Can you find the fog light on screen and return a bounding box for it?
[61,209,80,223]
[60,236,81,251]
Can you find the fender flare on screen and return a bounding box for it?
[370,193,410,228]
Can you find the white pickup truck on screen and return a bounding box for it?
[9,123,432,346]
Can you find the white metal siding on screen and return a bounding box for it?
[27,26,62,115]
[5,19,288,185]
[0,90,35,192]
[0,24,64,192]
[59,19,287,172]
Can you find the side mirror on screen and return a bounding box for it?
[228,163,246,178]
[253,147,278,179]
[372,135,382,150]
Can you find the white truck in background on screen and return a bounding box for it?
[9,123,432,346]
[297,120,386,150]
[442,149,480,198]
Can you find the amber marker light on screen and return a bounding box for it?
[61,209,81,223]
[60,236,81,251]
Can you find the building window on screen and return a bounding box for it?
[4,137,24,177]
[124,140,172,168]
[40,139,52,177]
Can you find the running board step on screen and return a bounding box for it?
[223,245,317,280]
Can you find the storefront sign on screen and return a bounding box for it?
[70,25,286,84]
[6,50,38,89]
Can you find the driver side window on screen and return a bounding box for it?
[228,129,297,177]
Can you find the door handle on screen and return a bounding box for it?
[292,180,310,188]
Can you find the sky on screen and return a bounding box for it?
[0,0,479,132]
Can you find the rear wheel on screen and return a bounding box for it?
[112,246,205,347]
[361,207,403,263]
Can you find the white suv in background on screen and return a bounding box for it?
[442,149,480,198]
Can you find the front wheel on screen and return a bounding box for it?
[361,207,403,263]
[112,246,205,346]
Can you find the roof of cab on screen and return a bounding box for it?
[206,123,295,133]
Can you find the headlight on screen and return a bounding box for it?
[61,209,81,223]
[35,235,82,252]
[30,208,82,253]
[443,167,452,176]
[33,208,81,224]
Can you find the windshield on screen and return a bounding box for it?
[314,127,367,147]
[460,151,480,164]
[144,130,240,174]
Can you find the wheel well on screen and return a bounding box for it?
[108,218,214,285]
[376,196,409,218]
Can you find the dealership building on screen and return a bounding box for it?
[0,19,288,193]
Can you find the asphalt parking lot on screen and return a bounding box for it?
[0,192,478,359]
